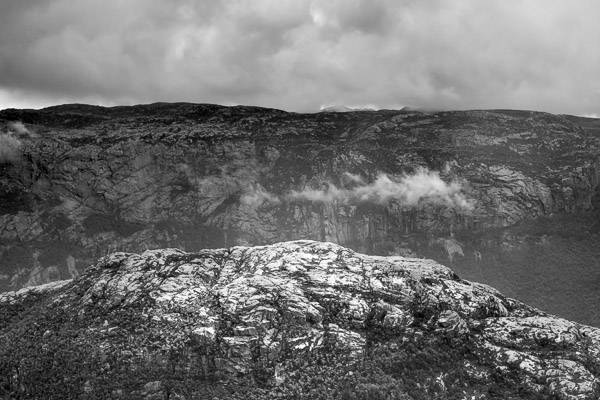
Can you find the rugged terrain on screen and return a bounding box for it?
[1,241,599,399]
[1,103,600,326]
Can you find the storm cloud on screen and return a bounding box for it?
[0,0,598,115]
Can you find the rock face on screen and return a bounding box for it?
[1,241,599,399]
[1,103,600,325]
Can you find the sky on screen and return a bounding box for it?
[0,0,598,116]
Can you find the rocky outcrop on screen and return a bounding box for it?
[2,241,598,398]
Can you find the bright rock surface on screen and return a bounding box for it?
[27,240,597,399]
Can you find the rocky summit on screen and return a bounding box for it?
[1,103,600,327]
[1,240,599,399]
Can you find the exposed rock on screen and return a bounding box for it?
[142,381,164,399]
[0,279,70,304]
[2,241,598,398]
[437,310,468,334]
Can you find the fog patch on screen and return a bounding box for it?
[0,133,22,163]
[212,167,472,211]
[0,122,34,163]
[341,171,365,184]
[240,184,281,208]
[10,122,31,136]
[289,168,472,209]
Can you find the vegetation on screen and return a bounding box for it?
[0,294,566,400]
[0,186,32,215]
[83,213,144,237]
[422,212,600,327]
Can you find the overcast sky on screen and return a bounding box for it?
[0,0,598,115]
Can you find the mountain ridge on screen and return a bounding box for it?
[1,102,600,327]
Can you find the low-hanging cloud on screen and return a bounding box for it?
[0,133,22,163]
[234,168,470,210]
[288,168,472,209]
[0,122,32,163]
[240,184,281,208]
[202,166,472,211]
[10,121,30,136]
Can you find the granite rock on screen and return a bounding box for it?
[3,241,596,398]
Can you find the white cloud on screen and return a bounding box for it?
[189,166,472,211]
[288,168,473,209]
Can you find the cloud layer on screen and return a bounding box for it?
[1,0,599,115]
[236,168,472,210]
[287,169,472,209]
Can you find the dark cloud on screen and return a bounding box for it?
[0,0,598,115]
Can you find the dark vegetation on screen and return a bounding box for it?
[0,292,559,400]
[0,246,30,275]
[153,220,227,250]
[422,212,600,327]
[0,186,32,215]
[83,213,144,237]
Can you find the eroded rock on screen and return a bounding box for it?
[16,240,591,399]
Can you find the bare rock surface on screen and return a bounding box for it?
[3,240,598,398]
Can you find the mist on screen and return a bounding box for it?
[10,122,30,135]
[0,122,32,163]
[0,133,22,163]
[240,184,281,208]
[289,169,472,209]
[238,168,472,210]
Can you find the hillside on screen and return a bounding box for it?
[1,241,598,399]
[1,103,600,326]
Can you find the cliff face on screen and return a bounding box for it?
[1,103,600,324]
[1,241,599,399]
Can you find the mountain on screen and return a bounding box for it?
[1,103,600,327]
[1,240,598,399]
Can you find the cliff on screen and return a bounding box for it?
[1,241,598,399]
[1,103,600,325]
